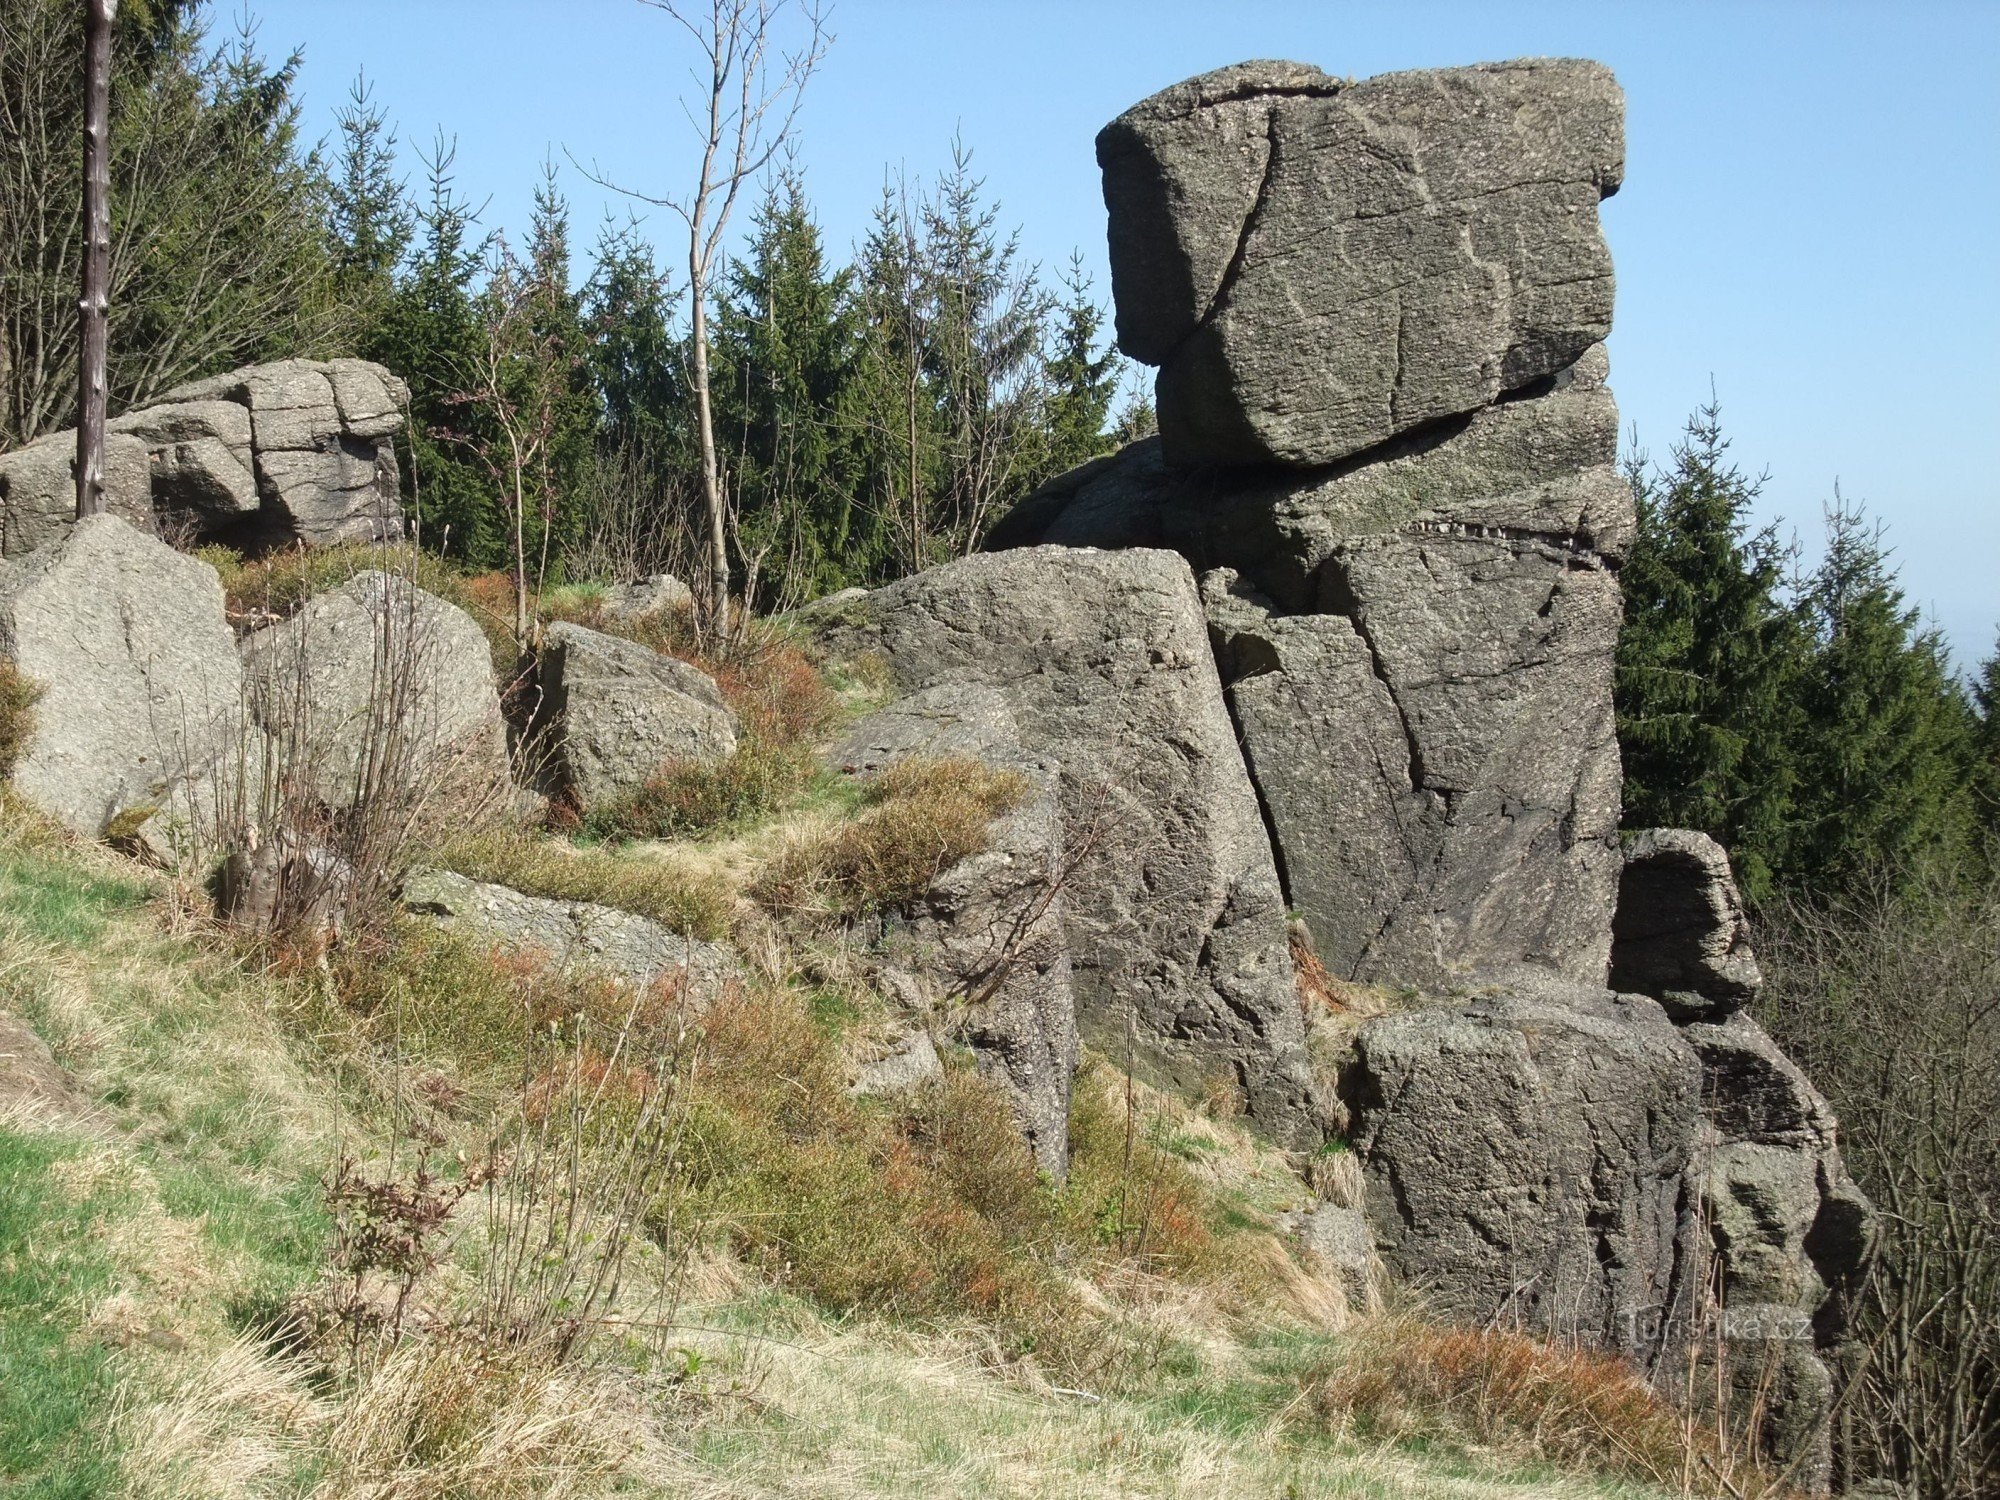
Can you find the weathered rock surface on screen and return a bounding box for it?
[601,574,694,621]
[402,867,740,1003]
[109,399,260,528]
[0,432,155,557]
[1343,988,1703,1362]
[1100,58,1623,468]
[824,684,1079,1177]
[1610,828,1761,1018]
[811,550,1323,1148]
[991,344,1630,607]
[533,621,735,808]
[0,516,243,837]
[240,571,506,812]
[1683,1013,1873,1490]
[1206,531,1623,991]
[2,358,409,556]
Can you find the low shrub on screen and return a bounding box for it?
[583,740,815,843]
[424,826,733,940]
[674,982,1091,1368]
[751,756,1029,916]
[1302,1318,1778,1494]
[0,662,40,781]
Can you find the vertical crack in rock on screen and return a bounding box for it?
[1186,108,1285,348]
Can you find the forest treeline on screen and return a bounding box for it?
[2,0,1993,900]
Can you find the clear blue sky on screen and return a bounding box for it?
[253,0,1998,668]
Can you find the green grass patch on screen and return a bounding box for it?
[0,1130,127,1497]
[0,840,151,948]
[424,826,734,940]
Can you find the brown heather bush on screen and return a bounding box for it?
[1303,1318,1781,1496]
[0,660,39,781]
[671,982,1093,1366]
[752,756,1029,916]
[583,738,817,844]
[424,825,733,940]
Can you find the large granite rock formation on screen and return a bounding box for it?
[1610,828,1762,1018]
[240,571,507,812]
[1099,58,1622,468]
[532,621,736,809]
[0,515,243,837]
[0,358,407,557]
[824,684,1079,1178]
[995,344,1630,995]
[974,55,1867,1489]
[1342,988,1704,1364]
[810,547,1323,1149]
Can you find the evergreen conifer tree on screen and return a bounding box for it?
[1616,400,1804,897]
[713,167,874,604]
[369,136,496,561]
[1787,498,1978,891]
[1040,253,1118,475]
[326,73,411,345]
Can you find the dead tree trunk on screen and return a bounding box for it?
[75,0,116,520]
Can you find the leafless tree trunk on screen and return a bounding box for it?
[576,0,826,645]
[74,0,115,518]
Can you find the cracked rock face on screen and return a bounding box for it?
[1343,987,1704,1363]
[994,360,1631,992]
[826,683,1079,1178]
[1610,828,1762,1018]
[1100,58,1623,468]
[810,547,1324,1149]
[532,621,736,810]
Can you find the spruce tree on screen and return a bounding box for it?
[583,222,686,461]
[516,164,598,574]
[1040,253,1118,475]
[1616,400,1804,897]
[326,73,412,345]
[1787,498,1978,891]
[712,168,874,604]
[1973,641,2000,847]
[369,136,496,562]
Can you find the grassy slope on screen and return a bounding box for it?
[0,808,1683,1500]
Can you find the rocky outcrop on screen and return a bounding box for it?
[996,358,1629,996]
[1684,1013,1873,1489]
[1099,59,1622,468]
[0,431,155,556]
[0,358,407,557]
[601,574,694,621]
[402,867,741,1004]
[975,55,1869,1488]
[0,515,243,838]
[1611,828,1761,1019]
[240,571,506,812]
[811,548,1323,1149]
[1343,988,1704,1363]
[533,621,736,809]
[824,684,1079,1177]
